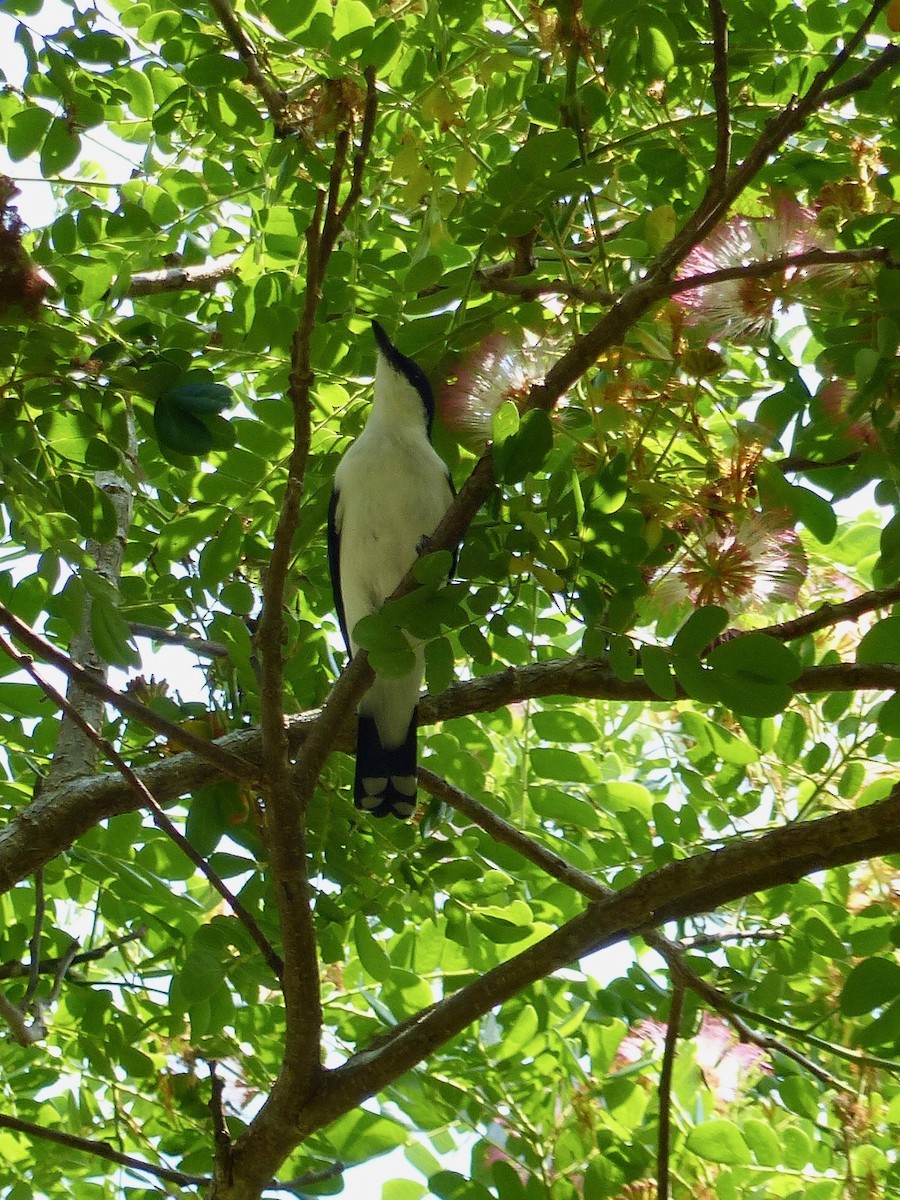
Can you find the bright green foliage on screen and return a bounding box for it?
[1,0,900,1198]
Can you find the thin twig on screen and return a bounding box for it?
[0,1111,209,1188]
[657,982,684,1200]
[743,581,900,646]
[128,255,239,297]
[682,928,782,948]
[271,1162,346,1192]
[0,634,283,982]
[707,0,731,201]
[669,246,894,298]
[0,602,259,783]
[129,623,229,658]
[0,926,148,981]
[47,939,79,1005]
[207,0,289,132]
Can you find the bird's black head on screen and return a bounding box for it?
[371,319,436,436]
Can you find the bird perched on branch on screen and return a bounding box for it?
[328,320,454,818]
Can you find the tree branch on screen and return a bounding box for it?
[2,650,899,895]
[0,602,260,784]
[232,69,380,1193]
[0,1111,209,1188]
[129,621,229,658]
[128,255,239,297]
[745,582,900,645]
[669,246,895,299]
[0,633,283,983]
[0,926,147,981]
[657,982,684,1200]
[707,0,731,201]
[302,780,900,1140]
[207,0,290,133]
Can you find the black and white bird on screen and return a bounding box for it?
[328,320,454,819]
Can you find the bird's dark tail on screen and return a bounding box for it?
[354,710,418,819]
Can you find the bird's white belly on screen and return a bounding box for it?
[335,436,451,651]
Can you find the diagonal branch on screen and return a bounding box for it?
[741,581,900,645]
[421,771,849,1094]
[300,780,900,1141]
[0,633,283,982]
[3,652,900,895]
[207,0,290,132]
[0,1111,209,1188]
[0,602,260,783]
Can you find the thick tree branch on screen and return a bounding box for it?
[2,650,898,894]
[128,255,239,297]
[235,70,379,1191]
[421,771,847,1094]
[299,781,900,1142]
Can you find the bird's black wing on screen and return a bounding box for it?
[327,488,350,653]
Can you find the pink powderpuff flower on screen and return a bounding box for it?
[439,333,548,449]
[652,510,807,615]
[694,1014,771,1103]
[615,1015,770,1105]
[817,378,879,450]
[673,195,844,341]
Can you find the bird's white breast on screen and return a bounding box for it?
[334,422,452,652]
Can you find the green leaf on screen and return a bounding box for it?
[162,380,233,415]
[40,118,81,176]
[333,0,374,38]
[858,615,900,664]
[596,780,653,816]
[496,408,554,483]
[639,24,675,75]
[640,644,676,699]
[198,514,244,589]
[325,1110,408,1164]
[413,550,454,587]
[153,395,213,457]
[90,595,140,668]
[7,106,53,161]
[686,1119,753,1166]
[594,453,628,514]
[672,606,729,656]
[840,957,900,1016]
[354,913,392,981]
[708,633,802,683]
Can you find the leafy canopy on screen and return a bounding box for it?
[1,0,900,1198]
